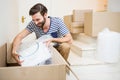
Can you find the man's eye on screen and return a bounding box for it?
[32,19,35,22]
[36,19,40,21]
[32,19,40,21]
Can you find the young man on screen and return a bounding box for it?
[12,3,73,65]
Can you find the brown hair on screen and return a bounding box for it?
[29,3,48,16]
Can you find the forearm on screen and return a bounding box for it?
[12,36,22,53]
[52,34,73,44]
[12,35,23,64]
[12,29,30,53]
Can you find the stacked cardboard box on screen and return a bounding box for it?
[64,9,92,34]
[73,9,92,22]
[64,15,73,31]
[70,22,84,33]
[84,12,120,37]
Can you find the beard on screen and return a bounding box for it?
[36,17,46,29]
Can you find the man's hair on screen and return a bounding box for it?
[29,3,48,16]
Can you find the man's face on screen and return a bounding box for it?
[32,12,45,28]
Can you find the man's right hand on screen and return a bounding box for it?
[12,51,24,65]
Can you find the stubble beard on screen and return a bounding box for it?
[37,18,46,29]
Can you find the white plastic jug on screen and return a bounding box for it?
[96,28,120,63]
[17,41,52,66]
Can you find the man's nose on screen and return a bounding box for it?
[35,21,39,25]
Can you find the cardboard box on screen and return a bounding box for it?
[64,15,84,34]
[0,43,67,80]
[64,15,73,31]
[0,43,7,67]
[84,12,120,37]
[71,22,84,28]
[73,9,92,22]
[70,22,84,33]
[70,27,84,34]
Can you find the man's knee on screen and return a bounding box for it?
[59,43,71,60]
[60,43,71,50]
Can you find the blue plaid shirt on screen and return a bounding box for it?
[26,16,70,39]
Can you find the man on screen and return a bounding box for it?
[12,3,73,65]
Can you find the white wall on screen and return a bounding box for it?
[0,0,18,66]
[108,0,120,12]
[0,0,19,44]
[7,0,19,42]
[50,0,98,18]
[0,1,7,45]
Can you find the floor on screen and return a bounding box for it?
[66,51,120,80]
[66,34,120,80]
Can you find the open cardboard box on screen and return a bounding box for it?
[0,43,67,80]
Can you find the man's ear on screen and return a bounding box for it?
[44,13,47,17]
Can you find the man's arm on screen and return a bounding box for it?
[46,33,73,46]
[52,33,73,43]
[12,29,31,65]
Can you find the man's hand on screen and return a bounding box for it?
[44,38,53,47]
[12,51,24,65]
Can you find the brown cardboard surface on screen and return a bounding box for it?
[0,65,66,80]
[84,12,120,37]
[73,9,92,22]
[7,42,16,63]
[71,22,84,28]
[70,27,84,34]
[84,12,93,36]
[0,43,7,67]
[64,15,73,31]
[0,44,67,80]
